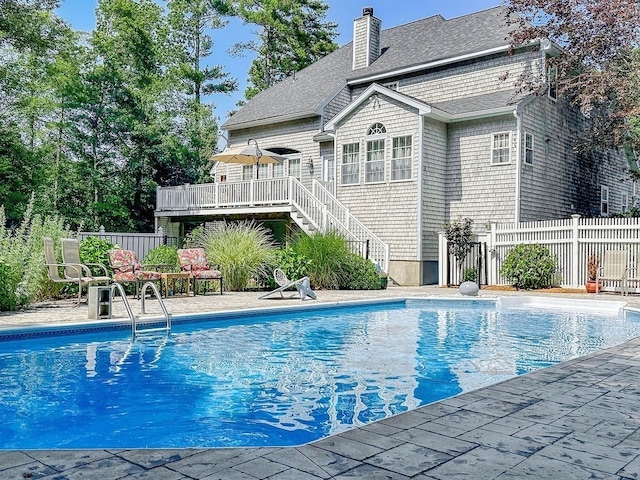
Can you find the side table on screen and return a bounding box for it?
[161,272,191,298]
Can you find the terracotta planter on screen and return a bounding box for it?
[585,280,602,293]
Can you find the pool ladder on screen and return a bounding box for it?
[111,282,172,338]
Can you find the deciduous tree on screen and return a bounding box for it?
[506,0,640,152]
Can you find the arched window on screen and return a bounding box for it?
[365,123,386,183]
[367,123,386,135]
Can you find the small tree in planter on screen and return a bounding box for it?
[444,218,474,284]
[586,254,601,293]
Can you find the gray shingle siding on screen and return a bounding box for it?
[446,115,518,225]
[422,118,447,261]
[520,96,632,220]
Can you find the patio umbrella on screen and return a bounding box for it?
[211,139,286,179]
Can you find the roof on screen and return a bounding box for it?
[223,6,518,131]
[431,90,532,120]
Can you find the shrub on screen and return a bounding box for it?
[500,244,557,290]
[79,236,115,276]
[338,254,382,290]
[0,260,18,311]
[200,221,276,291]
[290,230,351,289]
[462,266,478,283]
[259,247,313,288]
[0,199,74,309]
[143,244,179,272]
[183,225,204,248]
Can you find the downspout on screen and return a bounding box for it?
[417,116,425,263]
[513,106,523,223]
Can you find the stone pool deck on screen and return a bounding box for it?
[2,286,640,479]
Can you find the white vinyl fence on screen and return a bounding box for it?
[78,226,171,261]
[439,215,640,291]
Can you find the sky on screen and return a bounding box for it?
[55,0,501,128]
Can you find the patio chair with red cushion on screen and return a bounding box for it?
[108,248,163,298]
[177,248,223,295]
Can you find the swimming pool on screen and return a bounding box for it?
[0,297,637,449]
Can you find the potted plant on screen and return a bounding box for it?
[379,271,388,289]
[585,254,601,293]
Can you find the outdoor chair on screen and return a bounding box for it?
[177,248,223,295]
[624,254,640,295]
[108,249,163,298]
[596,249,629,295]
[43,237,105,306]
[61,238,111,286]
[258,268,316,300]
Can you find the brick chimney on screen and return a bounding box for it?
[352,7,382,70]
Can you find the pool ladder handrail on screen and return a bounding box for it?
[110,282,172,338]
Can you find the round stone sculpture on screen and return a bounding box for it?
[459,281,479,296]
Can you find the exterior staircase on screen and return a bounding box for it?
[289,179,389,272]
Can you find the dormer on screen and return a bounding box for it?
[352,7,382,70]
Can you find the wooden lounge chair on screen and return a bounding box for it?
[177,248,223,295]
[596,250,628,295]
[258,268,316,300]
[108,249,163,298]
[43,237,105,306]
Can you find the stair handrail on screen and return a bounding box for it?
[110,282,138,325]
[286,178,389,272]
[137,282,172,337]
[311,179,389,272]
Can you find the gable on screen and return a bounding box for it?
[325,84,431,131]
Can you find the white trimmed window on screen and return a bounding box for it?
[622,192,629,212]
[242,165,253,180]
[524,132,534,165]
[491,132,511,164]
[341,143,359,185]
[391,136,412,181]
[547,63,558,101]
[365,123,386,183]
[273,161,283,178]
[601,186,609,215]
[288,158,301,179]
[365,139,385,183]
[258,163,268,179]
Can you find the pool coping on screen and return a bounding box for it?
[2,293,640,478]
[0,295,629,341]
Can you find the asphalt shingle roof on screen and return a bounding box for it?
[223,6,515,130]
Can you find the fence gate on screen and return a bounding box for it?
[446,242,487,287]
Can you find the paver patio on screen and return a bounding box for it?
[1,286,640,479]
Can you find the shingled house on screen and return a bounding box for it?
[155,6,635,286]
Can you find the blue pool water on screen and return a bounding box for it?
[0,299,638,449]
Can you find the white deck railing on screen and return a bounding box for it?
[157,178,390,271]
[157,178,291,210]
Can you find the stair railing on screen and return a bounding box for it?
[288,178,389,272]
